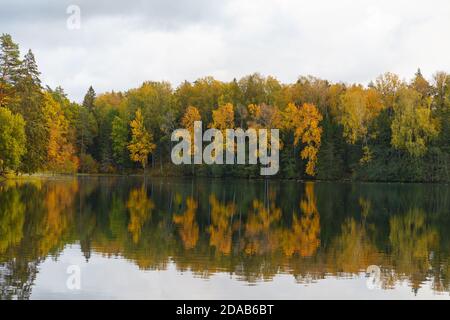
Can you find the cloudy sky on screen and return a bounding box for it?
[2,0,450,102]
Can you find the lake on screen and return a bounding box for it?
[0,177,449,299]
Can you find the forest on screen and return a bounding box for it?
[1,33,449,182]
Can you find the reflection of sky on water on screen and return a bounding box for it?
[31,245,450,300]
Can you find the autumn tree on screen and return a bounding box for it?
[391,88,439,157]
[411,69,431,100]
[181,105,201,133]
[338,86,384,163]
[210,103,235,131]
[247,103,282,133]
[128,108,156,172]
[375,72,404,109]
[283,103,323,176]
[0,107,26,175]
[43,92,79,173]
[238,73,267,106]
[181,105,201,160]
[339,86,383,144]
[209,103,235,163]
[92,92,120,165]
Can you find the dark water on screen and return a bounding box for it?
[0,177,449,299]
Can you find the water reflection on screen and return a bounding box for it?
[0,177,449,299]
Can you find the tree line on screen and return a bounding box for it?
[1,34,449,181]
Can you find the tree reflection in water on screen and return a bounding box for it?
[0,177,449,299]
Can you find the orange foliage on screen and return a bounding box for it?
[173,197,199,249]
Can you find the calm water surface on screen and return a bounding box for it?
[0,177,449,299]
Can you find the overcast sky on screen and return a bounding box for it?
[2,0,450,102]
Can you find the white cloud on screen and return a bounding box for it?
[2,0,450,101]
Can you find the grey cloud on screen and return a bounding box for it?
[2,0,450,102]
[0,0,228,30]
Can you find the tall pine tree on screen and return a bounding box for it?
[0,34,22,109]
[16,48,49,173]
[77,86,98,156]
[83,86,96,111]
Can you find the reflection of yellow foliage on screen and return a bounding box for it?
[127,186,154,243]
[2,179,448,295]
[244,192,281,255]
[281,183,320,257]
[173,197,199,249]
[328,218,379,274]
[359,197,371,218]
[389,208,438,291]
[208,195,236,255]
[389,209,438,262]
[324,194,378,275]
[0,187,25,253]
[40,180,78,255]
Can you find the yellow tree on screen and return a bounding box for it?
[339,86,383,144]
[391,88,439,157]
[209,103,235,160]
[247,103,282,129]
[283,103,323,176]
[0,106,26,175]
[128,108,156,173]
[210,103,234,131]
[181,105,201,133]
[43,92,79,173]
[181,105,201,152]
[375,72,404,108]
[338,86,383,163]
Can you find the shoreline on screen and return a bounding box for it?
[1,172,448,185]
